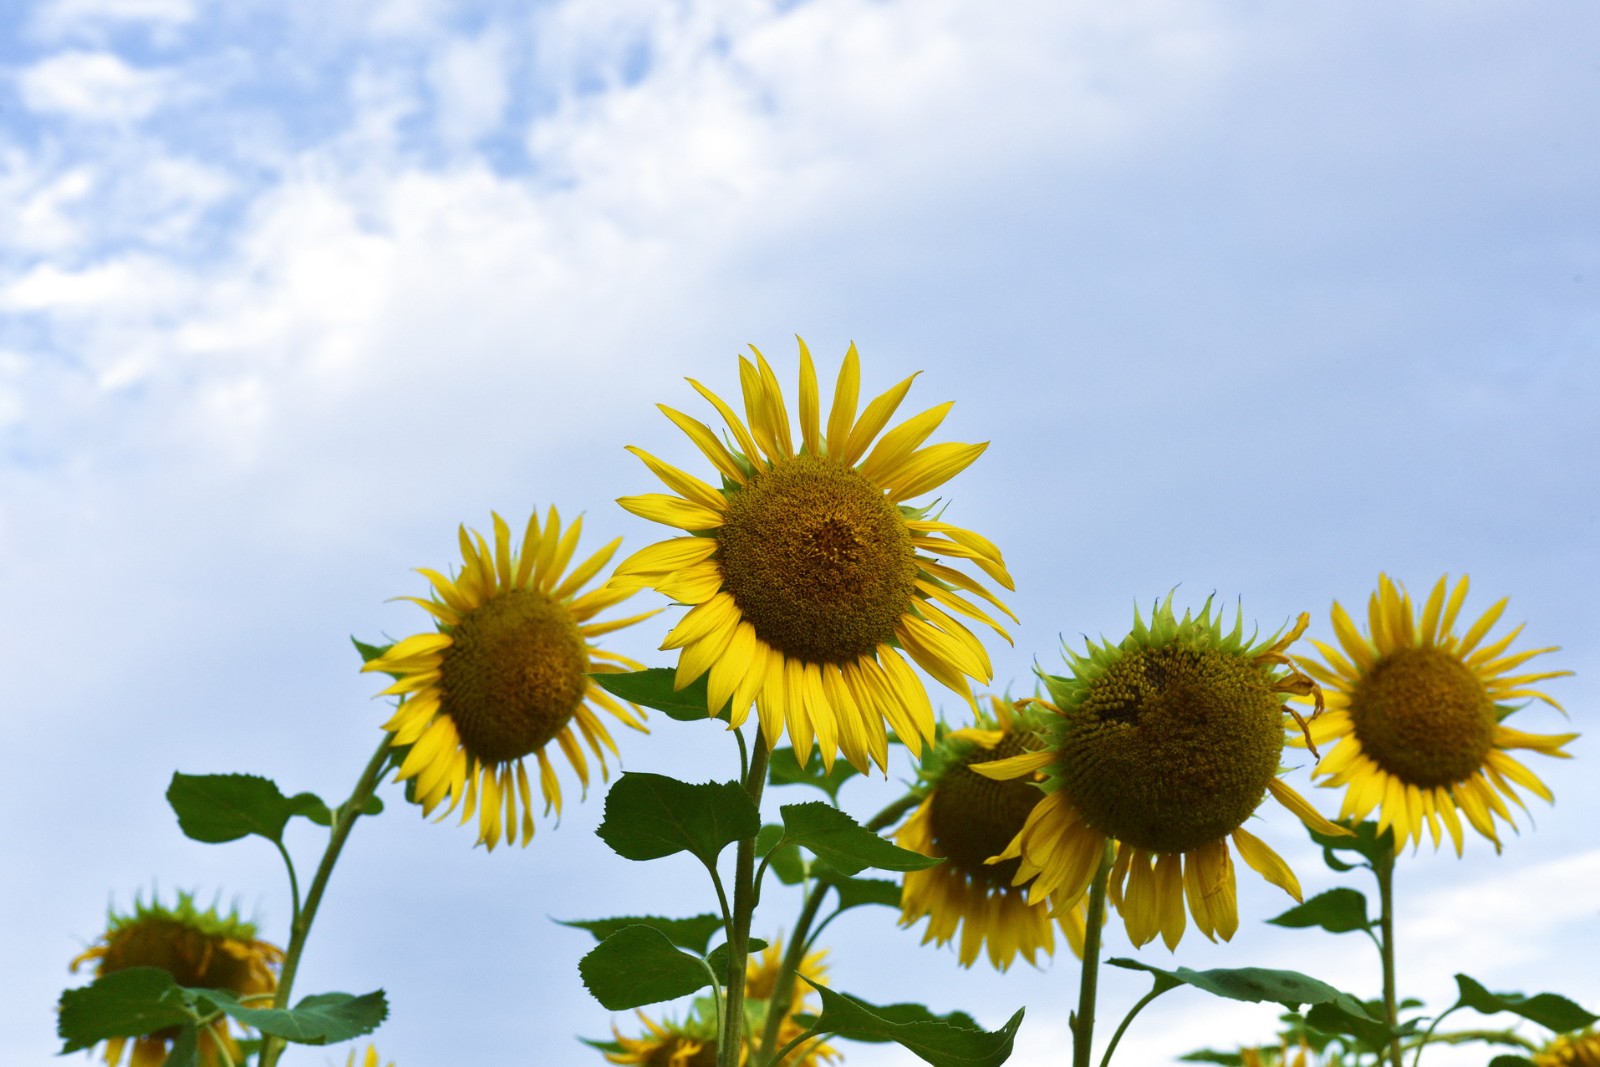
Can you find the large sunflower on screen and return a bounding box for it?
[897,695,1089,970]
[70,892,283,1067]
[976,596,1346,949]
[603,937,837,1066]
[612,339,1014,772]
[1535,1029,1600,1067]
[364,508,655,850]
[1296,574,1575,853]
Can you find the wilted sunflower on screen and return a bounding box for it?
[976,596,1346,949]
[364,508,654,850]
[612,339,1014,772]
[69,892,283,1067]
[897,695,1088,970]
[1296,574,1574,853]
[603,937,837,1066]
[1536,1029,1600,1067]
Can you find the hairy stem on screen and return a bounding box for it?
[258,738,390,1067]
[1375,842,1404,1067]
[718,732,772,1067]
[1072,841,1118,1067]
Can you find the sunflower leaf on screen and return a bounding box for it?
[706,938,769,985]
[1176,1051,1245,1065]
[197,989,388,1045]
[773,802,941,876]
[558,914,726,955]
[1450,975,1599,1033]
[597,772,760,867]
[1266,888,1371,934]
[1304,1000,1418,1052]
[167,772,298,845]
[820,871,904,912]
[592,668,731,722]
[1108,959,1375,1017]
[1488,1058,1541,1067]
[768,747,859,801]
[1309,819,1393,870]
[801,982,1023,1066]
[164,1023,201,1067]
[57,968,192,1053]
[579,925,713,1009]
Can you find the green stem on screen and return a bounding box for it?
[755,789,922,1065]
[258,738,391,1067]
[1072,841,1118,1067]
[717,731,772,1067]
[1375,842,1404,1067]
[1405,1028,1540,1054]
[766,1025,822,1067]
[273,839,302,926]
[1096,985,1165,1067]
[1408,1006,1459,1067]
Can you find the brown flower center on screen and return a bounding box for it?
[1349,647,1496,788]
[928,733,1044,889]
[1059,645,1284,854]
[716,455,917,663]
[439,588,590,763]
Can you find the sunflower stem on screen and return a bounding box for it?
[273,839,302,927]
[1096,985,1166,1067]
[1071,840,1118,1067]
[1375,840,1404,1067]
[258,738,391,1067]
[718,730,771,1067]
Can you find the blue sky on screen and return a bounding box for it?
[4,1,1598,1065]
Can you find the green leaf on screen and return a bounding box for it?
[1488,1057,1541,1067]
[167,773,299,844]
[1304,1000,1416,1052]
[1452,975,1599,1033]
[164,1024,200,1067]
[596,773,760,867]
[755,823,786,856]
[803,983,1023,1067]
[1267,889,1371,934]
[824,873,903,912]
[199,990,388,1045]
[706,939,769,985]
[286,792,335,826]
[58,968,191,1053]
[579,925,712,1010]
[1107,959,1375,1016]
[774,802,940,877]
[592,669,730,722]
[1309,819,1392,870]
[1177,1053,1245,1066]
[768,747,859,801]
[767,839,808,885]
[559,914,727,955]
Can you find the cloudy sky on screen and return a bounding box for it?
[4,1,1597,1064]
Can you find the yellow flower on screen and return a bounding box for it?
[1536,1029,1600,1067]
[612,339,1014,772]
[896,695,1089,970]
[346,1047,397,1067]
[69,892,283,1067]
[603,937,837,1066]
[976,596,1345,949]
[364,508,655,850]
[1297,575,1575,853]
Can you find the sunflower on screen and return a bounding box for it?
[69,892,283,1067]
[611,339,1014,773]
[896,695,1089,970]
[975,595,1347,949]
[602,937,837,1066]
[1536,1029,1600,1067]
[364,508,655,850]
[346,1047,397,1067]
[1295,574,1575,853]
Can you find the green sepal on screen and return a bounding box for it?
[1450,974,1599,1032]
[768,747,859,801]
[578,925,712,1010]
[351,637,393,665]
[58,968,192,1053]
[800,982,1023,1067]
[558,914,726,955]
[1266,888,1371,934]
[591,668,731,722]
[770,802,940,876]
[1108,959,1374,1016]
[706,939,769,985]
[596,773,760,866]
[198,989,388,1045]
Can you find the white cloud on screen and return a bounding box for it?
[29,0,197,38]
[427,30,510,150]
[15,50,179,123]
